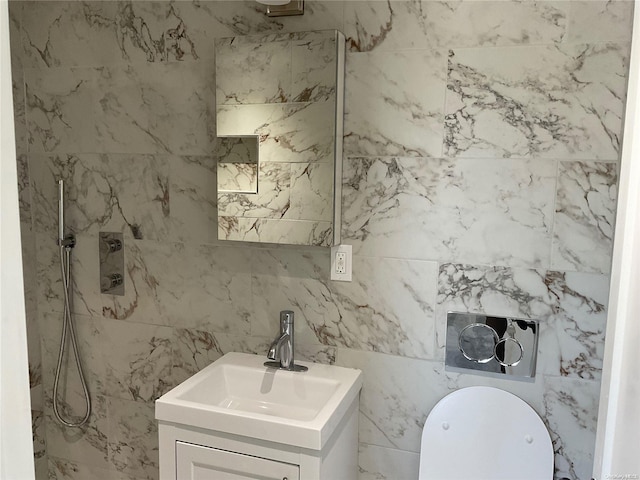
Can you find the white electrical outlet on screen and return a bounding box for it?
[331,245,352,281]
[335,252,346,274]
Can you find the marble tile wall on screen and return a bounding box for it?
[8,1,632,480]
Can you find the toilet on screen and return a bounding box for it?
[418,386,553,480]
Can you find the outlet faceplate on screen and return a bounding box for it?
[330,245,352,282]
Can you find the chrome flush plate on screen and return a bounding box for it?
[445,311,539,381]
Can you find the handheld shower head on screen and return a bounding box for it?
[57,180,75,248]
[58,179,64,244]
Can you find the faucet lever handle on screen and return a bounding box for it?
[280,310,294,328]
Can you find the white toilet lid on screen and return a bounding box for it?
[419,386,553,480]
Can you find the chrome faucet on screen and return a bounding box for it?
[264,311,308,372]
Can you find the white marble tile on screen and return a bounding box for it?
[565,0,634,44]
[48,456,135,480]
[219,30,333,109]
[28,153,68,237]
[217,136,258,167]
[99,240,166,324]
[69,234,103,316]
[552,161,617,274]
[345,49,446,158]
[544,376,601,480]
[329,256,438,359]
[12,63,28,155]
[219,217,333,246]
[169,155,218,244]
[436,264,609,380]
[291,33,338,103]
[445,43,629,160]
[84,1,203,65]
[343,157,556,268]
[19,1,122,68]
[171,329,227,387]
[154,243,253,332]
[288,162,333,222]
[217,162,258,194]
[206,0,344,38]
[32,409,46,461]
[101,319,173,403]
[252,250,437,358]
[95,62,215,155]
[16,154,31,224]
[539,271,610,380]
[218,163,291,219]
[358,444,420,480]
[30,377,43,410]
[44,395,109,471]
[250,248,333,345]
[107,397,158,480]
[217,101,335,164]
[9,3,27,155]
[344,1,568,52]
[35,233,65,315]
[25,67,96,153]
[101,241,252,333]
[29,153,171,241]
[38,312,105,404]
[216,35,292,105]
[34,456,48,480]
[78,1,340,67]
[335,349,451,452]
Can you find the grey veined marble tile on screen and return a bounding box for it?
[358,443,420,480]
[342,156,556,268]
[101,319,173,403]
[336,349,451,453]
[565,0,633,45]
[445,43,629,160]
[107,397,159,480]
[344,1,568,52]
[544,376,601,480]
[94,63,215,155]
[345,49,446,158]
[551,161,618,274]
[25,67,97,154]
[436,264,609,380]
[29,153,171,241]
[252,249,438,360]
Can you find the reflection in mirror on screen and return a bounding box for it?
[215,30,344,247]
[217,136,259,194]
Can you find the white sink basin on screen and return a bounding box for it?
[155,352,362,450]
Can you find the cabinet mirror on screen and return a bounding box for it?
[215,30,345,247]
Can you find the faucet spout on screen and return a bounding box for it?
[268,332,290,363]
[264,310,308,372]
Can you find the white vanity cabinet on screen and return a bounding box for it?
[176,441,300,480]
[158,398,359,480]
[155,353,362,480]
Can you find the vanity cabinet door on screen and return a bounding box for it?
[176,441,300,480]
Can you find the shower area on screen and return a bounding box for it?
[9,1,633,480]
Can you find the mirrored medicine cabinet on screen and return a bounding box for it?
[215,29,345,247]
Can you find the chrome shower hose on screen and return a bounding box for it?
[52,244,91,427]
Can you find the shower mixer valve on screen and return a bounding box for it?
[99,232,125,296]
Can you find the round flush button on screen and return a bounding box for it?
[458,323,499,364]
[494,337,524,367]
